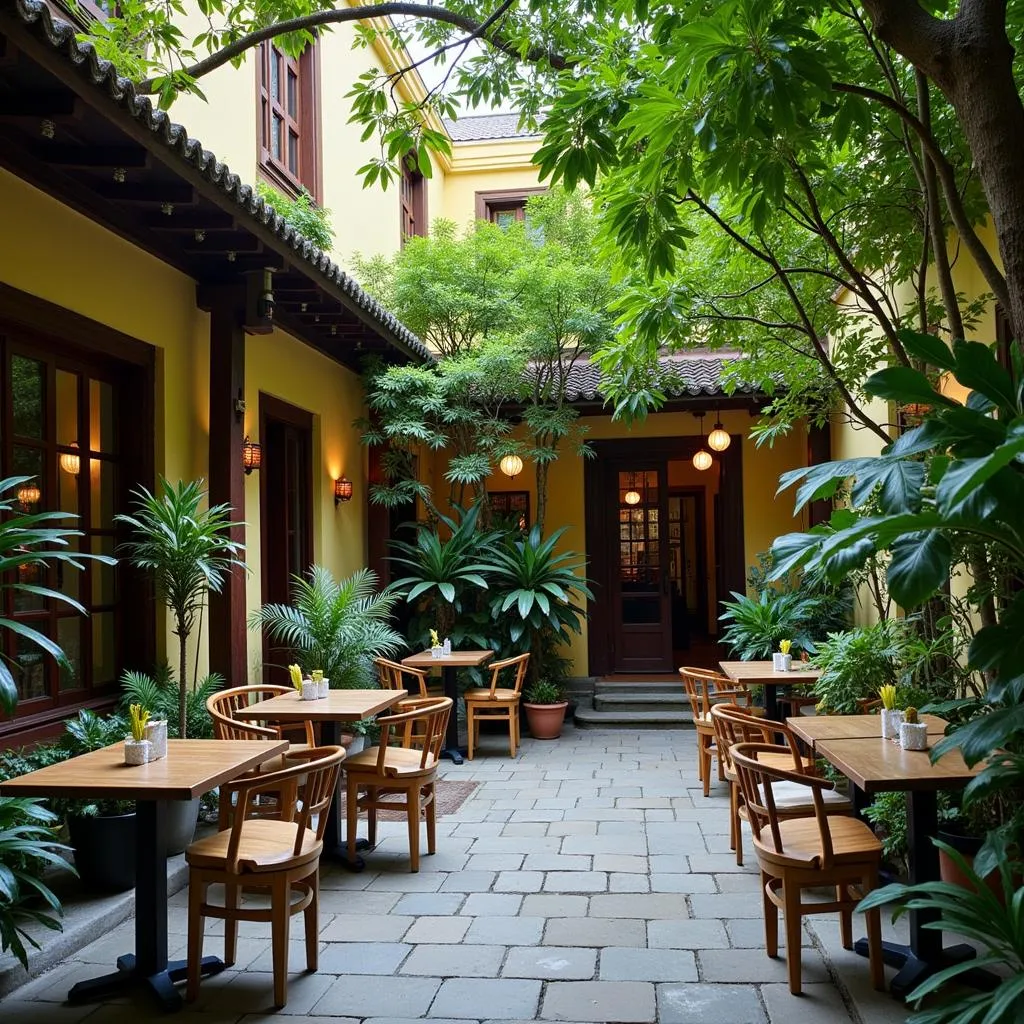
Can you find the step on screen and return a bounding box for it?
[594,680,682,695]
[594,693,690,714]
[573,707,694,730]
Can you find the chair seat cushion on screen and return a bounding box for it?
[463,688,520,703]
[754,814,880,868]
[186,818,320,872]
[758,781,851,811]
[342,746,437,777]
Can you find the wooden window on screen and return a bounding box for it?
[258,41,321,200]
[400,155,427,243]
[489,491,530,531]
[475,188,547,227]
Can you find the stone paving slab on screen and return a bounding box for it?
[6,727,963,1024]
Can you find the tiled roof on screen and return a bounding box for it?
[444,113,541,142]
[6,0,429,363]
[561,355,758,402]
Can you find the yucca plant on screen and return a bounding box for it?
[0,796,74,969]
[251,566,404,688]
[120,664,223,739]
[116,479,245,738]
[0,476,115,714]
[388,503,500,637]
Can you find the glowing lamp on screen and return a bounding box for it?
[623,490,641,506]
[242,436,262,474]
[707,424,731,452]
[60,443,81,475]
[692,449,713,472]
[17,483,41,506]
[334,477,354,506]
[499,454,524,479]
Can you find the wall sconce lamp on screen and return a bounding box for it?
[257,268,275,321]
[499,454,524,479]
[59,442,81,475]
[334,477,353,506]
[242,436,263,475]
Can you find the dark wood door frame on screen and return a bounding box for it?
[583,434,744,677]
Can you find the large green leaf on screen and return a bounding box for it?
[865,366,957,408]
[952,339,1019,412]
[898,329,956,371]
[886,531,952,609]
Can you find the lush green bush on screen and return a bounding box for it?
[524,680,565,704]
[718,590,820,660]
[120,664,221,739]
[256,181,334,251]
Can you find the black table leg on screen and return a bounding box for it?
[439,665,464,764]
[320,721,370,872]
[852,790,996,1000]
[68,799,226,1012]
[763,683,780,722]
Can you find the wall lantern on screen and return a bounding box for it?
[499,454,524,479]
[692,412,713,472]
[707,409,731,452]
[17,483,41,507]
[623,489,641,506]
[59,442,81,475]
[242,436,262,475]
[334,477,354,506]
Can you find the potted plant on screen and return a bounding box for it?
[772,639,793,672]
[523,680,569,739]
[878,684,903,739]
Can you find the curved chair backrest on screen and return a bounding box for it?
[710,703,807,773]
[679,667,743,721]
[376,696,453,774]
[375,657,429,698]
[487,653,530,696]
[730,742,838,867]
[208,685,315,746]
[222,745,347,872]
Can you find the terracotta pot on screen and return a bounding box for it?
[937,831,1018,905]
[524,701,568,740]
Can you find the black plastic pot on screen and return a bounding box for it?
[68,812,137,893]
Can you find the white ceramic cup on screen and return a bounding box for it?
[144,719,168,759]
[900,721,929,751]
[772,652,792,672]
[881,708,904,741]
[301,679,318,701]
[318,678,330,699]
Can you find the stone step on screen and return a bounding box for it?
[594,693,690,714]
[593,680,681,695]
[573,706,694,730]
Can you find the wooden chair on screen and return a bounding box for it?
[680,667,755,797]
[341,696,452,871]
[463,653,530,760]
[207,686,317,828]
[730,742,885,995]
[374,657,436,710]
[711,703,850,867]
[185,745,346,1009]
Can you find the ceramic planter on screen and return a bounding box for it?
[524,701,568,740]
[318,678,330,699]
[431,646,444,659]
[899,721,929,751]
[164,797,200,855]
[772,653,793,672]
[880,709,904,740]
[68,812,137,893]
[124,738,151,765]
[301,679,318,701]
[144,719,168,759]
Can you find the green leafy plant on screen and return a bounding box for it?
[524,680,564,705]
[255,181,334,251]
[0,476,115,714]
[862,791,910,876]
[251,566,404,689]
[47,711,134,820]
[120,664,222,740]
[116,478,245,739]
[0,797,74,969]
[718,590,819,661]
[858,836,1024,1024]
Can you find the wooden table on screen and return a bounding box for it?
[719,660,821,720]
[0,739,286,1012]
[235,688,407,867]
[812,733,983,998]
[788,713,948,749]
[402,649,495,764]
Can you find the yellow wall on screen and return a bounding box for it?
[440,139,544,226]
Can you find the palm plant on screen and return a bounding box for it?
[120,664,223,739]
[718,590,819,660]
[251,566,404,688]
[116,478,245,739]
[0,796,74,969]
[0,476,115,714]
[388,503,500,637]
[487,525,592,682]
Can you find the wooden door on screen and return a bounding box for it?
[610,463,673,673]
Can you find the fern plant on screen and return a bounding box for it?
[251,567,404,688]
[120,664,222,740]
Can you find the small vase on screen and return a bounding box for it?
[900,721,929,751]
[880,708,904,741]
[772,653,792,672]
[318,678,330,699]
[144,719,168,759]
[301,679,318,701]
[124,738,151,766]
[431,646,444,659]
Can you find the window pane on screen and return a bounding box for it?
[58,536,81,604]
[91,535,116,606]
[12,355,44,438]
[89,378,115,453]
[287,69,298,118]
[288,131,299,174]
[92,611,117,686]
[495,210,517,229]
[90,459,117,529]
[271,51,281,103]
[13,445,44,511]
[57,617,82,692]
[14,633,48,701]
[272,115,282,159]
[14,560,46,612]
[56,369,79,450]
[623,597,660,624]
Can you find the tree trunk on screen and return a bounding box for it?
[178,629,188,741]
[535,459,549,535]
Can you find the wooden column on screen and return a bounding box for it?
[206,286,248,685]
[807,423,833,528]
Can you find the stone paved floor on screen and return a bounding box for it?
[6,728,921,1023]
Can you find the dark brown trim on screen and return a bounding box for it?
[474,187,547,222]
[807,423,832,528]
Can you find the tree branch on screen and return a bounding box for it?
[135,3,570,94]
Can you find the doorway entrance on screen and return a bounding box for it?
[584,436,745,675]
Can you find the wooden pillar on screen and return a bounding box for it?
[206,286,248,685]
[807,422,833,528]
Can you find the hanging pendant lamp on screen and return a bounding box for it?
[692,413,713,472]
[707,407,731,452]
[623,471,641,505]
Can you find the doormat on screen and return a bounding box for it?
[338,779,479,821]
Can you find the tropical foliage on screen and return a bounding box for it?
[718,590,820,661]
[120,664,223,740]
[252,567,405,688]
[0,797,73,969]
[0,476,114,714]
[116,478,245,738]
